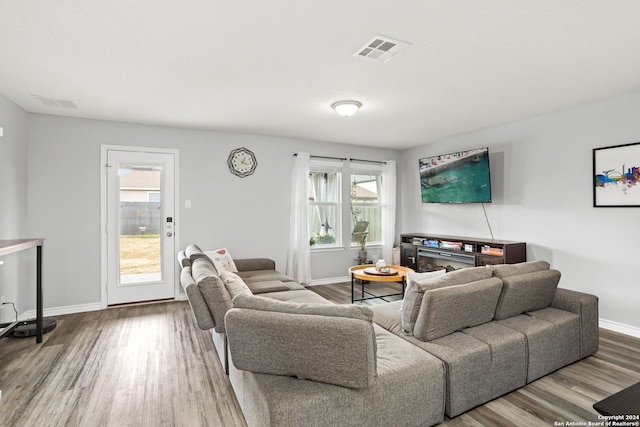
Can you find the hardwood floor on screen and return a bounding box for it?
[0,284,637,427]
[0,302,245,427]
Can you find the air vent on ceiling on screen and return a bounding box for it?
[354,35,411,63]
[32,95,79,109]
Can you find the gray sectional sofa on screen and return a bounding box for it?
[178,244,599,426]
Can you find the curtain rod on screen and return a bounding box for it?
[350,158,388,165]
[293,154,347,161]
[293,154,387,164]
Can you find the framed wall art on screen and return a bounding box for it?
[593,141,640,207]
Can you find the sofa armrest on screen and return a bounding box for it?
[552,287,599,357]
[177,250,191,268]
[180,266,215,330]
[234,258,276,272]
[225,294,376,389]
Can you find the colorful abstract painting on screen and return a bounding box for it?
[593,141,640,207]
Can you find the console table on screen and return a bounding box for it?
[0,239,44,343]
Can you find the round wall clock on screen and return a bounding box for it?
[227,147,257,178]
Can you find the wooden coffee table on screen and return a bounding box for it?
[348,265,414,303]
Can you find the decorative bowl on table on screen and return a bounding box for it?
[363,267,398,276]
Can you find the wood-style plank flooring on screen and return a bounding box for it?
[0,282,638,426]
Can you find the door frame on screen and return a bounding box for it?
[100,144,180,309]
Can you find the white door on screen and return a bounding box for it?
[104,148,177,305]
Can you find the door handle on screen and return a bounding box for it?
[166,232,173,237]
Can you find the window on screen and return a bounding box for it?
[350,165,382,246]
[147,191,161,203]
[308,161,342,247]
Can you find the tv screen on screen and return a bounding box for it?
[419,147,492,203]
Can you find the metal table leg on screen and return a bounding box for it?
[36,244,43,343]
[351,273,354,303]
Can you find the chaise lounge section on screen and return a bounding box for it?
[178,243,446,426]
[178,244,328,373]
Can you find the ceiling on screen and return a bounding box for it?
[2,1,640,149]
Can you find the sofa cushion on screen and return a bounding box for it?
[407,269,447,285]
[245,280,291,294]
[234,258,276,272]
[232,293,372,320]
[401,269,447,310]
[489,260,550,278]
[494,269,561,320]
[219,270,252,299]
[238,269,296,284]
[256,289,332,304]
[401,266,492,334]
[496,308,580,382]
[226,294,376,389]
[413,277,503,341]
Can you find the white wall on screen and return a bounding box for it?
[0,95,31,323]
[26,114,398,309]
[399,92,640,332]
[9,92,640,333]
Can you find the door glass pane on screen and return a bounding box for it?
[119,166,162,284]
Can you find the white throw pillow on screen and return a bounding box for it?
[205,248,238,273]
[401,269,447,310]
[219,270,252,299]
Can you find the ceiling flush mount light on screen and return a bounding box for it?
[331,100,362,117]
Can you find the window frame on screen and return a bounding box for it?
[308,160,343,249]
[350,163,383,247]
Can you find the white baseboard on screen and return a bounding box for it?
[20,302,103,320]
[17,299,639,340]
[19,295,188,321]
[308,276,350,286]
[599,318,640,338]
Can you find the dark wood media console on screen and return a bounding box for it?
[400,233,526,272]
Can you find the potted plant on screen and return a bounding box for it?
[357,234,368,264]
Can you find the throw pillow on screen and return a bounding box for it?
[205,248,238,273]
[400,269,447,311]
[219,270,252,300]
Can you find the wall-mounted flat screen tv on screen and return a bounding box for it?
[419,147,492,203]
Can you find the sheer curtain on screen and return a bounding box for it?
[286,152,311,284]
[381,160,397,263]
[310,172,338,237]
